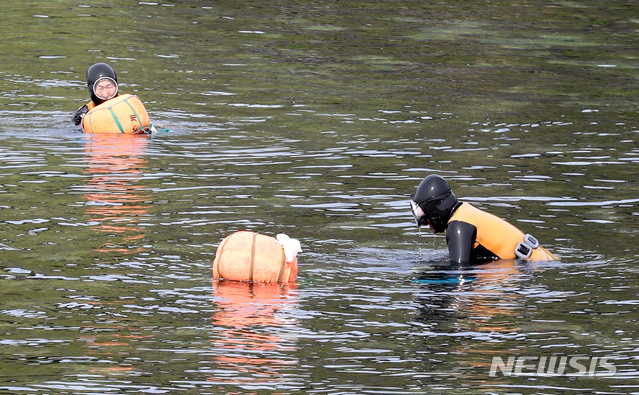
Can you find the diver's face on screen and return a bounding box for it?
[94,78,117,100]
[410,201,436,233]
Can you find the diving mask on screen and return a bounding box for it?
[410,201,427,227]
[93,77,118,101]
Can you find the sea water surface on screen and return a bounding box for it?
[1,1,638,394]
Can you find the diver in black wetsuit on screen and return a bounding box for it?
[72,63,119,126]
[411,175,557,264]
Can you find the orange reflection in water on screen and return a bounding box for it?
[418,259,522,332]
[463,260,531,385]
[416,259,531,382]
[466,258,521,330]
[83,134,151,254]
[209,281,299,388]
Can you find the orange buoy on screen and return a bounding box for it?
[82,94,151,134]
[212,231,301,284]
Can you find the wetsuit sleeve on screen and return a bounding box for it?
[72,105,89,126]
[446,220,477,265]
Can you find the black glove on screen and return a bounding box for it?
[72,105,89,126]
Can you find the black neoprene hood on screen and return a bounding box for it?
[86,63,118,105]
[413,174,458,233]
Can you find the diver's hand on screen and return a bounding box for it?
[72,105,88,126]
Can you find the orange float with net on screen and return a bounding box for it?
[82,94,152,134]
[212,231,302,284]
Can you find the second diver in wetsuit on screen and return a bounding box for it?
[411,174,558,264]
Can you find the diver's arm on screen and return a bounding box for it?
[72,105,89,126]
[446,220,477,265]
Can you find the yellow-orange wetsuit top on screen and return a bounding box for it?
[447,202,557,262]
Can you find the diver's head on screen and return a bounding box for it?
[411,174,458,233]
[87,63,118,105]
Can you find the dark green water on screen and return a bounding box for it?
[1,1,638,394]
